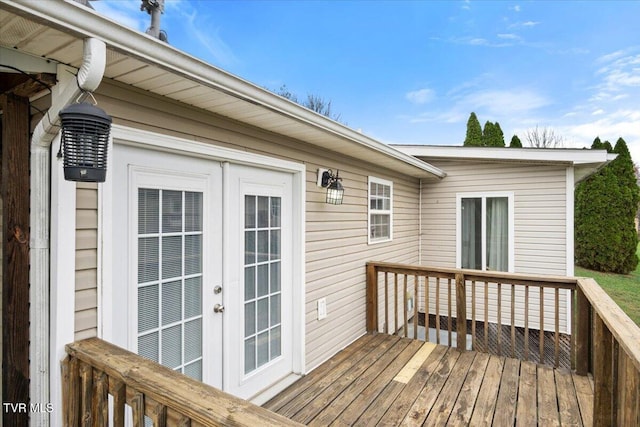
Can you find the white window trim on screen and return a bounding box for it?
[455,192,515,273]
[368,176,393,244]
[100,124,306,378]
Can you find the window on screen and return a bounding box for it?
[368,177,393,243]
[457,193,513,272]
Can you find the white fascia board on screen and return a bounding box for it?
[394,144,614,166]
[0,46,58,73]
[1,0,446,180]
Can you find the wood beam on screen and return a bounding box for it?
[1,93,31,426]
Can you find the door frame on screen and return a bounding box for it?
[100,125,306,394]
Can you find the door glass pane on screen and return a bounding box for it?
[487,197,509,272]
[461,198,482,270]
[137,188,204,380]
[244,195,282,375]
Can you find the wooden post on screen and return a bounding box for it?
[1,94,31,427]
[593,313,613,427]
[365,263,378,333]
[575,285,590,375]
[455,273,467,352]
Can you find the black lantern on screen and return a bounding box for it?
[59,102,112,182]
[321,169,344,205]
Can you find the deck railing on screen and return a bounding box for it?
[366,262,640,426]
[62,338,302,427]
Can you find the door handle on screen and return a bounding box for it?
[214,304,225,313]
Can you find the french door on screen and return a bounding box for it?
[111,145,295,400]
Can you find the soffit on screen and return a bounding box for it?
[0,2,444,180]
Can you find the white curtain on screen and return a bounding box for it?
[486,197,508,271]
[461,198,481,270]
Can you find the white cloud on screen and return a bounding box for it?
[592,109,605,116]
[406,88,436,105]
[509,20,540,29]
[511,5,521,12]
[459,88,550,115]
[592,49,640,102]
[91,1,146,31]
[497,33,521,40]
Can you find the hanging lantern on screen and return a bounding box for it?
[320,169,344,205]
[59,102,112,182]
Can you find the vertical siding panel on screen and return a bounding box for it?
[75,183,98,340]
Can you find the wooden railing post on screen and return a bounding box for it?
[575,285,590,376]
[455,273,467,352]
[593,313,614,427]
[366,263,378,333]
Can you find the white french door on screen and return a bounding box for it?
[112,145,223,388]
[110,145,297,400]
[224,164,295,399]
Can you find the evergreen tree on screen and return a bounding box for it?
[575,137,639,273]
[494,122,506,147]
[509,134,523,148]
[463,112,483,146]
[482,121,505,147]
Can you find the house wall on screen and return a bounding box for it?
[74,79,421,371]
[419,159,569,332]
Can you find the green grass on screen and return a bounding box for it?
[575,243,640,327]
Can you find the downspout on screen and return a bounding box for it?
[30,37,106,426]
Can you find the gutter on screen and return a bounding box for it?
[30,37,106,426]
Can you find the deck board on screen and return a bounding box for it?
[266,333,593,426]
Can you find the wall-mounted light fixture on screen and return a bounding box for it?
[318,168,344,205]
[59,101,112,182]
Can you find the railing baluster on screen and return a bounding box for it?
[555,288,560,368]
[471,280,476,351]
[131,392,145,427]
[414,274,419,340]
[511,284,516,358]
[384,272,388,334]
[448,278,453,346]
[436,277,441,345]
[575,287,590,375]
[497,282,502,356]
[404,274,409,338]
[484,281,489,352]
[92,370,108,427]
[524,285,529,361]
[148,399,168,427]
[540,287,545,365]
[425,275,430,343]
[394,273,399,335]
[455,273,467,352]
[570,289,576,371]
[111,379,126,427]
[80,361,93,426]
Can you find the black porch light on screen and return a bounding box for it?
[321,169,344,205]
[59,102,112,182]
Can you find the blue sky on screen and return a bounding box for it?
[93,0,640,163]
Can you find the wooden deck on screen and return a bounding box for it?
[265,333,594,426]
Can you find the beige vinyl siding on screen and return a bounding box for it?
[420,159,569,332]
[75,79,421,371]
[75,182,98,340]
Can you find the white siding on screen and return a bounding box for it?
[75,79,421,371]
[75,182,98,340]
[420,159,570,332]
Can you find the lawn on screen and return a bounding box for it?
[575,243,640,327]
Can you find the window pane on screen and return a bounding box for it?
[138,285,158,333]
[245,231,256,265]
[270,262,281,293]
[185,192,202,232]
[162,280,182,326]
[257,298,269,332]
[138,237,159,283]
[245,195,256,229]
[257,331,269,367]
[185,234,202,275]
[184,360,202,381]
[184,318,202,361]
[461,198,482,270]
[257,196,269,228]
[257,264,269,297]
[244,266,256,300]
[487,197,509,272]
[270,230,280,260]
[138,332,159,362]
[162,236,182,279]
[270,197,281,227]
[162,190,182,233]
[138,189,159,234]
[244,337,256,374]
[184,277,202,318]
[271,326,281,359]
[245,302,256,337]
[161,325,182,369]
